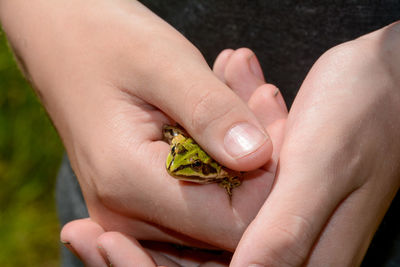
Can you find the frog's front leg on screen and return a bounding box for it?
[218,176,242,198]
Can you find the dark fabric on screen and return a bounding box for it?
[57,1,400,266]
[363,193,400,267]
[140,0,400,106]
[56,155,88,267]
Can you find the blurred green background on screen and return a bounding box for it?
[0,29,63,266]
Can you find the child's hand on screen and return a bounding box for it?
[60,47,288,265]
[231,22,400,267]
[1,0,286,252]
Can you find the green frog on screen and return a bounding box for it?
[163,125,242,197]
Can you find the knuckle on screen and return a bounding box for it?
[230,47,254,62]
[224,48,254,81]
[264,214,314,266]
[189,89,238,134]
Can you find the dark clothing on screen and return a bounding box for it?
[139,0,400,107]
[57,156,88,267]
[57,1,400,266]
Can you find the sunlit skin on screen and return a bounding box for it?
[60,47,288,266]
[1,0,399,265]
[0,0,278,254]
[64,26,400,266]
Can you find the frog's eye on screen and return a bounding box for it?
[192,159,202,168]
[191,159,203,171]
[164,127,177,137]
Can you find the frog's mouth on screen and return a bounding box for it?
[171,174,221,184]
[172,162,218,176]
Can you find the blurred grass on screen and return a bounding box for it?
[0,29,63,266]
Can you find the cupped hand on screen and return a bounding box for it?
[62,218,232,267]
[231,22,400,266]
[0,0,287,253]
[60,47,288,266]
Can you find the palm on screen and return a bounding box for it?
[63,48,288,264]
[86,70,286,252]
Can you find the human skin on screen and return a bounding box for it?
[63,23,400,267]
[231,22,400,267]
[0,0,283,252]
[60,47,288,266]
[1,0,399,265]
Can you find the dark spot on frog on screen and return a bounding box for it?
[202,164,216,175]
[176,144,188,154]
[168,158,174,169]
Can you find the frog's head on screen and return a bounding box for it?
[165,134,223,182]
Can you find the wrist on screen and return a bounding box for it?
[0,1,69,78]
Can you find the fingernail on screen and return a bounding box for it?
[248,55,265,81]
[248,264,266,267]
[98,245,113,266]
[224,123,267,158]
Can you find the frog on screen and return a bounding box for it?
[163,124,242,198]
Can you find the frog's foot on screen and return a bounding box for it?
[218,176,242,198]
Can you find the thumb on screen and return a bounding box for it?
[229,128,358,267]
[230,167,342,267]
[139,63,272,171]
[183,76,272,171]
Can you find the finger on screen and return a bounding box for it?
[231,182,339,266]
[223,48,265,102]
[134,53,272,171]
[305,182,398,266]
[221,49,287,170]
[60,218,107,267]
[247,84,288,170]
[143,241,230,266]
[221,48,287,116]
[230,144,356,266]
[213,49,235,82]
[97,232,157,267]
[247,84,287,127]
[220,48,287,161]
